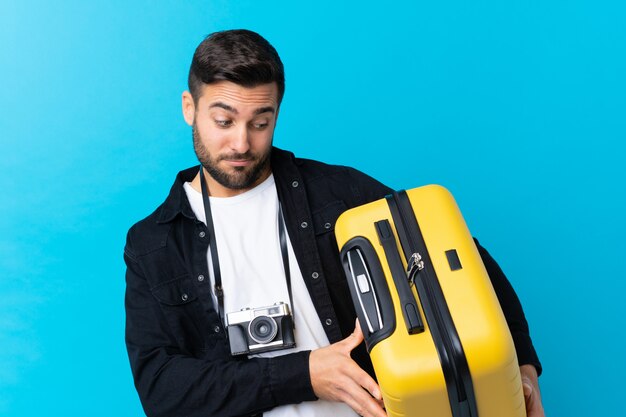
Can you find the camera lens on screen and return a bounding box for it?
[248,316,278,344]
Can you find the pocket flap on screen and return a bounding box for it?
[312,200,348,235]
[151,276,198,306]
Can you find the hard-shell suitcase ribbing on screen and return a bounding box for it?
[334,185,525,417]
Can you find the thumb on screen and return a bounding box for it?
[522,377,534,403]
[341,319,365,351]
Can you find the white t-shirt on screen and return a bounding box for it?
[184,174,356,417]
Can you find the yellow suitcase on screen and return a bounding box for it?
[335,185,525,417]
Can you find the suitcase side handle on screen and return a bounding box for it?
[340,237,396,352]
[346,247,384,334]
[375,220,425,335]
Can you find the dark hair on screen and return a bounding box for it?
[188,29,285,104]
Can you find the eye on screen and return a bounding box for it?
[252,121,269,130]
[215,119,233,128]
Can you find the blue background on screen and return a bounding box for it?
[1,1,624,415]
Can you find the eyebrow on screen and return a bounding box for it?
[208,102,275,116]
[253,106,276,116]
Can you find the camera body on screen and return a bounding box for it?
[226,302,296,356]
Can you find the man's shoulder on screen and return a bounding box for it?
[124,202,171,260]
[295,155,355,180]
[273,147,385,186]
[272,147,392,207]
[124,166,197,259]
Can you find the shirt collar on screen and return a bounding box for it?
[157,165,200,224]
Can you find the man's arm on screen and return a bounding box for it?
[475,239,542,374]
[124,247,316,417]
[475,240,545,416]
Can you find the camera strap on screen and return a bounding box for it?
[199,166,295,330]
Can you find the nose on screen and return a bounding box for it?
[229,125,251,154]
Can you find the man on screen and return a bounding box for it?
[124,29,544,417]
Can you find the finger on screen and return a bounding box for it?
[349,320,365,348]
[338,375,384,417]
[521,379,537,416]
[376,396,386,409]
[339,380,387,417]
[338,320,365,353]
[522,377,533,401]
[345,363,382,400]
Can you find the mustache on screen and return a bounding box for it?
[218,152,256,162]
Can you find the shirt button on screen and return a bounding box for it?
[197,274,205,282]
[300,222,308,229]
[199,231,206,238]
[181,293,189,302]
[213,325,220,333]
[292,181,299,188]
[324,222,332,229]
[325,319,333,326]
[312,272,319,279]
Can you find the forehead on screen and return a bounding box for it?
[197,81,279,110]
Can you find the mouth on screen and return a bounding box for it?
[222,158,254,168]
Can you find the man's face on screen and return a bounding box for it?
[183,81,279,196]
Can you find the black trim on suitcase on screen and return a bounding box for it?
[375,220,424,335]
[386,191,479,417]
[340,237,396,352]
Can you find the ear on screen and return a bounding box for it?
[182,91,195,126]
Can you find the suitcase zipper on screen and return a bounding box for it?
[386,191,478,417]
[407,253,424,285]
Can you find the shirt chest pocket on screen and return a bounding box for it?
[151,275,199,305]
[312,200,347,236]
[150,276,208,353]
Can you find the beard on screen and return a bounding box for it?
[192,124,272,191]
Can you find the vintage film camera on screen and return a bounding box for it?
[226,302,296,356]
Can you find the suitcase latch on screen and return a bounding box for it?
[407,253,424,285]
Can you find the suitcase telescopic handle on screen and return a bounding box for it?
[375,220,425,334]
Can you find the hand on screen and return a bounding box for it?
[309,320,386,417]
[520,364,545,417]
